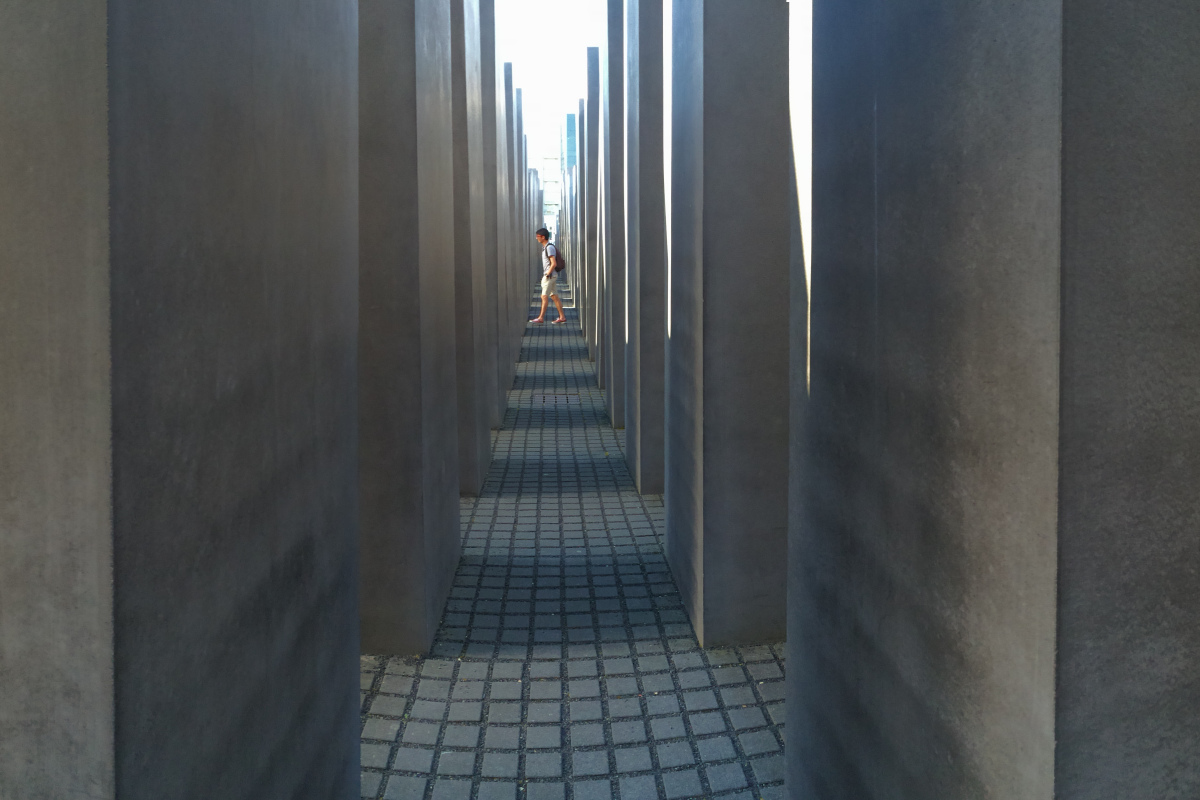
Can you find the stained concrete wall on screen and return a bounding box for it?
[624,0,666,494]
[0,4,114,796]
[602,0,627,425]
[2,3,360,798]
[360,0,461,656]
[790,1,1085,799]
[1055,4,1200,796]
[451,0,493,494]
[665,0,790,647]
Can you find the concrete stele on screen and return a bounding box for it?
[360,0,462,656]
[624,0,667,493]
[665,0,790,647]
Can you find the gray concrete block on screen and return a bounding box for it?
[1056,4,1200,797]
[665,0,790,647]
[0,5,114,796]
[360,0,461,656]
[585,48,601,361]
[602,0,627,426]
[478,0,505,426]
[1,3,360,798]
[451,0,493,493]
[789,2,1200,799]
[624,0,667,493]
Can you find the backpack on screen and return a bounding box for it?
[549,243,566,273]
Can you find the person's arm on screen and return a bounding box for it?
[546,245,558,275]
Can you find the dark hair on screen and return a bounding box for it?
[535,228,551,239]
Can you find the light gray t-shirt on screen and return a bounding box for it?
[542,243,558,274]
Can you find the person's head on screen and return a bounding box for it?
[535,228,550,245]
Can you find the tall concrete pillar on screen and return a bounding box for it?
[665,0,790,647]
[496,62,515,385]
[0,3,359,797]
[479,0,505,426]
[585,48,602,361]
[503,64,519,348]
[596,174,608,390]
[451,0,492,494]
[360,0,460,656]
[576,97,585,335]
[788,2,1200,799]
[625,0,666,494]
[603,0,628,427]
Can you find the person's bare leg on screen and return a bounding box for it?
[532,294,549,322]
[551,294,567,322]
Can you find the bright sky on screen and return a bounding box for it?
[495,0,607,172]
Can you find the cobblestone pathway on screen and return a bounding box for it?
[360,285,786,800]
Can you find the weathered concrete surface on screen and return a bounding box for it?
[494,60,514,401]
[479,0,505,426]
[502,64,519,369]
[2,3,361,799]
[624,0,666,493]
[585,48,602,361]
[451,0,493,494]
[360,0,461,656]
[602,0,627,426]
[665,0,790,647]
[790,1,1061,798]
[1055,4,1200,797]
[0,4,114,796]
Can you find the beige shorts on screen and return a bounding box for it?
[541,273,558,297]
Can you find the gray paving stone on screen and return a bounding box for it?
[610,720,648,745]
[401,721,440,745]
[697,736,736,762]
[477,783,517,800]
[656,741,695,768]
[614,746,652,773]
[738,729,780,756]
[392,747,434,773]
[524,751,563,778]
[752,754,786,784]
[662,769,702,799]
[650,716,686,741]
[484,726,519,750]
[618,775,658,800]
[573,749,610,776]
[430,778,471,800]
[436,751,475,775]
[482,752,518,778]
[360,743,390,769]
[383,775,427,800]
[528,702,561,723]
[705,762,749,792]
[441,725,479,748]
[409,700,447,720]
[646,694,681,716]
[526,725,562,749]
[689,712,726,736]
[572,779,614,800]
[362,718,401,741]
[369,695,408,717]
[379,675,414,695]
[526,783,566,800]
[572,723,606,747]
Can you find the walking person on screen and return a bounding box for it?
[531,228,568,324]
